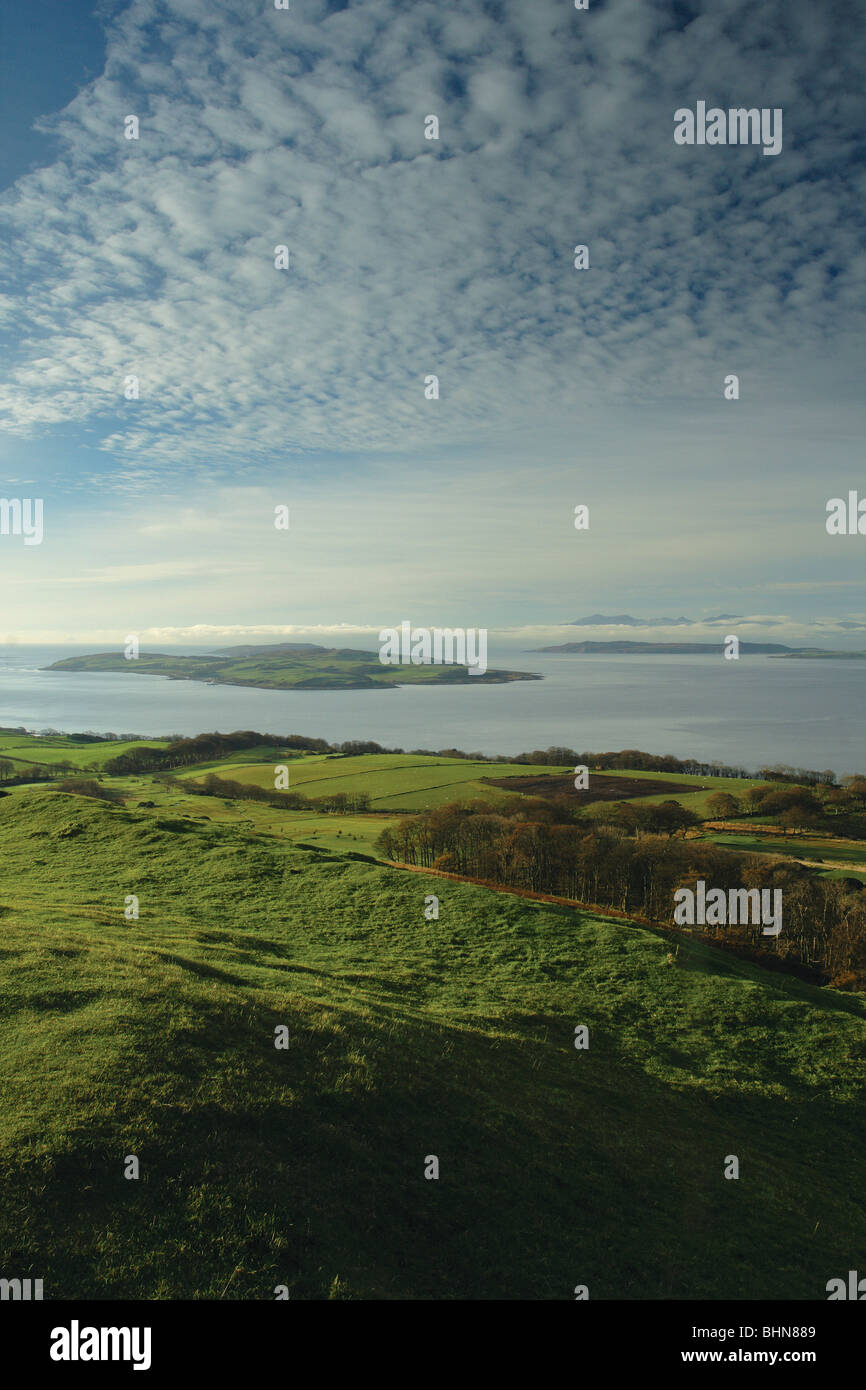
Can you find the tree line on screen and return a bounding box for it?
[175,772,371,813]
[376,799,866,989]
[702,778,866,836]
[104,730,333,773]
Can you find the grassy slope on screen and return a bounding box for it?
[0,786,865,1300]
[121,771,393,854]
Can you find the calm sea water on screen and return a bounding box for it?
[0,645,863,778]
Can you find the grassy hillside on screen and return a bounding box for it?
[1,783,865,1299]
[119,769,394,853]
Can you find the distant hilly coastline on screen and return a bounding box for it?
[537,640,862,656]
[45,644,541,691]
[555,616,865,657]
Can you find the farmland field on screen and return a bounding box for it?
[707,831,866,862]
[177,752,571,811]
[0,729,170,775]
[173,753,772,816]
[706,831,866,877]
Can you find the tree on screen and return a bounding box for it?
[705,791,740,820]
[743,785,773,814]
[640,800,700,838]
[779,804,821,834]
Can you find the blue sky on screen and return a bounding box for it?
[0,0,864,646]
[0,2,109,191]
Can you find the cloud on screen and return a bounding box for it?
[0,0,862,482]
[8,612,866,649]
[60,559,255,584]
[0,0,863,645]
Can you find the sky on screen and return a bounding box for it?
[0,0,864,647]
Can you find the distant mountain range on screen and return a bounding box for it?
[566,614,741,627]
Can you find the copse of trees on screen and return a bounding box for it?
[0,761,68,785]
[758,764,838,786]
[583,798,701,838]
[104,730,333,774]
[376,798,866,988]
[336,740,392,756]
[378,802,717,909]
[507,748,757,778]
[718,779,866,836]
[509,750,857,784]
[108,732,403,776]
[705,791,740,819]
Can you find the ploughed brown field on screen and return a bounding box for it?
[480,773,707,803]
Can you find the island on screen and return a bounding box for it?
[45,643,541,690]
[535,641,838,655]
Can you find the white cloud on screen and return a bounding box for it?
[0,0,862,642]
[0,0,862,478]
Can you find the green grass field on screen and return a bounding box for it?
[174,753,772,816]
[0,732,780,819]
[179,752,571,811]
[0,730,170,775]
[1,774,865,1299]
[707,831,866,874]
[709,832,866,864]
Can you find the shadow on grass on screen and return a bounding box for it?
[0,981,863,1301]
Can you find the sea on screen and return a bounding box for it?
[0,644,863,779]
